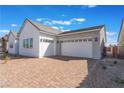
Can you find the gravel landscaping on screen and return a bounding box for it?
[78,58,124,88]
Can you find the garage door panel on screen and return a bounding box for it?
[61,41,92,58]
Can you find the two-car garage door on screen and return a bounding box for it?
[61,39,93,58]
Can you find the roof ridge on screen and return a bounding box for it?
[26,19,61,35]
[59,25,105,35]
[71,25,104,31]
[10,30,18,38]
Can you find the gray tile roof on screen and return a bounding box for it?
[59,25,104,35]
[20,19,105,36]
[10,30,18,38]
[27,19,62,35]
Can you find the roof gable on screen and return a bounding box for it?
[19,18,62,36]
[28,19,62,35]
[18,18,105,38]
[8,30,18,39]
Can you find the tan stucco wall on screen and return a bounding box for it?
[118,20,124,58]
[118,46,124,58]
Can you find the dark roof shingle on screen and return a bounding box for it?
[59,25,104,35]
[27,19,62,35]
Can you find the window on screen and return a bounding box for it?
[30,38,33,48]
[26,39,29,48]
[79,39,82,42]
[64,40,67,43]
[23,38,33,48]
[61,41,63,43]
[43,39,45,42]
[83,39,87,42]
[50,40,54,43]
[68,40,70,42]
[88,38,92,41]
[94,37,98,42]
[57,41,59,43]
[40,39,43,42]
[10,43,13,48]
[75,40,78,42]
[23,39,25,48]
[71,40,74,42]
[41,39,54,43]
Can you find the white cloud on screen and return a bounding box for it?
[35,17,86,26]
[105,42,117,47]
[72,18,86,22]
[81,5,97,9]
[62,29,70,32]
[11,24,17,27]
[37,17,86,26]
[61,14,66,17]
[36,18,42,22]
[106,32,116,36]
[44,21,52,25]
[52,20,72,25]
[0,30,10,33]
[67,5,71,7]
[60,26,64,29]
[51,26,59,30]
[87,5,97,8]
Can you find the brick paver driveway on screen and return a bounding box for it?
[0,56,97,88]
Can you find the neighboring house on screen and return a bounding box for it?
[1,34,9,52]
[0,38,2,52]
[8,31,19,55]
[0,38,2,47]
[118,19,124,58]
[106,45,118,58]
[18,18,106,59]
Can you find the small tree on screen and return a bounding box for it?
[2,52,9,64]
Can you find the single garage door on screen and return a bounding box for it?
[61,39,93,58]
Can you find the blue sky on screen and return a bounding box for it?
[0,5,124,45]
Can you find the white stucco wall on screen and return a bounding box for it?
[19,21,40,57]
[8,34,19,55]
[39,32,56,57]
[57,31,102,59]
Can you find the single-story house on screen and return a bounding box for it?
[118,19,124,58]
[17,18,106,59]
[8,30,19,55]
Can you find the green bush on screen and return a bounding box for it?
[115,78,124,84]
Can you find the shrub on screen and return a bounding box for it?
[115,78,124,84]
[102,65,107,70]
[113,60,117,64]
